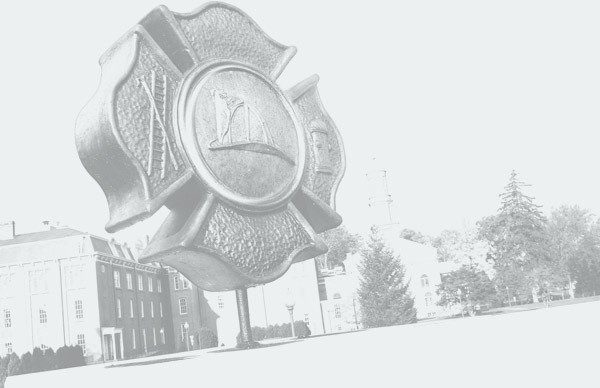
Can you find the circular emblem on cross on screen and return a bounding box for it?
[179,63,305,209]
[75,2,345,292]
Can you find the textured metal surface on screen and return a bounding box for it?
[75,2,345,291]
[197,203,312,278]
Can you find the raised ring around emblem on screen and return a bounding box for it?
[177,62,306,211]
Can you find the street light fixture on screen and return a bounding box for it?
[285,289,296,338]
[183,322,190,351]
[457,288,464,317]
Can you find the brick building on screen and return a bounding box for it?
[166,267,219,351]
[0,222,173,363]
[0,220,328,358]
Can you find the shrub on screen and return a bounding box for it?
[19,352,32,375]
[294,321,311,338]
[0,347,64,387]
[72,346,85,367]
[6,353,21,376]
[0,356,9,388]
[55,346,66,368]
[31,348,44,373]
[236,320,312,345]
[43,348,56,371]
[56,345,85,368]
[198,327,218,349]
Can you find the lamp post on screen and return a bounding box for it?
[457,288,464,317]
[183,322,190,351]
[285,289,296,338]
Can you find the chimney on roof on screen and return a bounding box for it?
[0,221,16,240]
[41,220,64,231]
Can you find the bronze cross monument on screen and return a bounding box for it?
[75,2,345,347]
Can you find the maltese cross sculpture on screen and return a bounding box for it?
[75,2,345,345]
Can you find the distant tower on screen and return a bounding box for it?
[366,158,396,228]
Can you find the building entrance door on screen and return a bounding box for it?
[103,334,114,361]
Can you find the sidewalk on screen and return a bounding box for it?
[7,300,599,388]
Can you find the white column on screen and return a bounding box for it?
[112,333,117,360]
[119,331,124,359]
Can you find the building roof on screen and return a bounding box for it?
[0,227,84,247]
[0,226,137,267]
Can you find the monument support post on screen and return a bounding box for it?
[236,287,255,348]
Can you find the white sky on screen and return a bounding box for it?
[1,1,600,244]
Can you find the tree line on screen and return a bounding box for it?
[331,170,600,328]
[432,170,600,312]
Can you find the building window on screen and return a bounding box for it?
[140,300,144,318]
[113,270,121,288]
[217,296,224,309]
[40,344,48,353]
[130,299,134,318]
[174,276,180,291]
[4,342,12,356]
[148,278,153,292]
[181,323,189,342]
[138,274,143,291]
[132,329,136,350]
[425,292,433,307]
[179,298,188,315]
[75,300,84,320]
[333,292,342,299]
[39,309,47,324]
[153,328,157,346]
[0,274,14,296]
[29,270,50,294]
[67,266,84,290]
[126,273,133,290]
[182,278,189,289]
[150,301,154,318]
[304,314,310,325]
[3,310,11,328]
[334,305,341,319]
[157,280,162,293]
[421,275,429,288]
[142,329,147,351]
[101,265,105,273]
[160,328,165,344]
[159,302,163,318]
[77,334,86,355]
[117,299,122,318]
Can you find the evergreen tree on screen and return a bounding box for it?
[495,170,547,266]
[358,227,416,328]
[478,170,550,304]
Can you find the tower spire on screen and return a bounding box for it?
[366,157,395,227]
